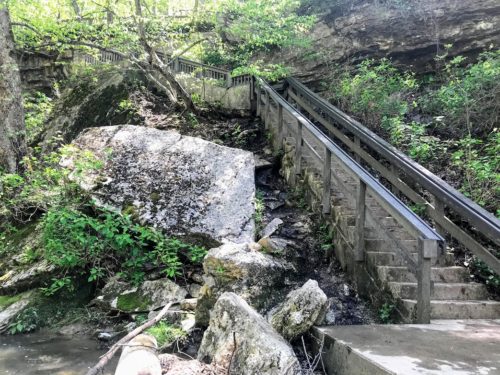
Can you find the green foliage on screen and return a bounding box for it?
[471,256,500,289]
[378,302,396,324]
[451,132,499,207]
[254,190,265,230]
[327,52,500,214]
[8,307,40,334]
[41,205,206,293]
[23,92,54,143]
[146,321,186,347]
[317,224,334,252]
[422,50,500,138]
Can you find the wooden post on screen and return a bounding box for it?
[416,238,437,324]
[354,136,361,163]
[264,91,270,130]
[293,120,303,182]
[431,195,446,238]
[278,102,284,148]
[226,73,232,88]
[390,164,401,197]
[256,89,262,117]
[174,58,180,73]
[322,147,332,214]
[355,179,366,261]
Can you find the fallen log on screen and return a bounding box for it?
[86,302,173,375]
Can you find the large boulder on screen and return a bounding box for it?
[269,279,328,341]
[195,242,290,326]
[93,277,188,313]
[64,125,255,244]
[198,293,300,374]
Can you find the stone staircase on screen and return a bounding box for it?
[290,137,500,322]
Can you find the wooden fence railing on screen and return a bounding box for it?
[285,77,500,277]
[79,50,251,88]
[255,78,445,323]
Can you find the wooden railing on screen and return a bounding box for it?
[285,77,500,277]
[255,78,445,323]
[79,50,251,88]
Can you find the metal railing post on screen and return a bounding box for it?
[355,179,366,261]
[322,147,332,214]
[417,238,437,323]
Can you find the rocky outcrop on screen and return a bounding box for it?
[198,293,300,374]
[269,279,328,341]
[195,242,290,326]
[159,354,221,375]
[41,72,145,144]
[0,260,55,295]
[0,291,34,333]
[94,277,188,313]
[282,0,500,82]
[64,125,255,244]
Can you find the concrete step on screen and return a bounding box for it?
[402,299,500,319]
[389,282,489,300]
[367,251,438,266]
[367,251,454,267]
[312,321,500,375]
[365,238,417,252]
[377,266,470,283]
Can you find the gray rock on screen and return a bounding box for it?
[198,292,300,374]
[269,279,328,341]
[0,291,34,333]
[0,260,55,295]
[94,277,188,313]
[195,242,290,326]
[64,125,255,244]
[260,218,284,238]
[257,236,291,255]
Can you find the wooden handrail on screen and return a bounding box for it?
[286,77,500,275]
[256,78,444,323]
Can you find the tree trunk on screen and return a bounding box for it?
[0,7,26,173]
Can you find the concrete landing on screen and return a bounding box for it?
[313,320,500,375]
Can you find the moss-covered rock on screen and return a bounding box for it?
[94,277,188,313]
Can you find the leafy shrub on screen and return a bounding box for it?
[421,51,500,139]
[41,205,206,293]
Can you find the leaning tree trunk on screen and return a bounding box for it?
[0,7,26,173]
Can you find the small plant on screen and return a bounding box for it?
[254,190,265,231]
[379,302,396,324]
[146,321,186,347]
[8,307,41,334]
[318,224,334,253]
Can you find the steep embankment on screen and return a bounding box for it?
[285,0,500,83]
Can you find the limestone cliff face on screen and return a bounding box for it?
[283,0,500,82]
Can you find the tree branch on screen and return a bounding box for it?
[86,302,173,375]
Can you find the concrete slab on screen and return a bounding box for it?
[313,320,500,375]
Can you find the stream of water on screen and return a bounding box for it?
[0,332,118,375]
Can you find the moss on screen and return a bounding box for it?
[116,291,151,312]
[150,192,161,204]
[145,321,186,347]
[0,293,25,309]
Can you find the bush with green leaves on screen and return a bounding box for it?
[41,205,206,294]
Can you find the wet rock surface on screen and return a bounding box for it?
[65,125,255,244]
